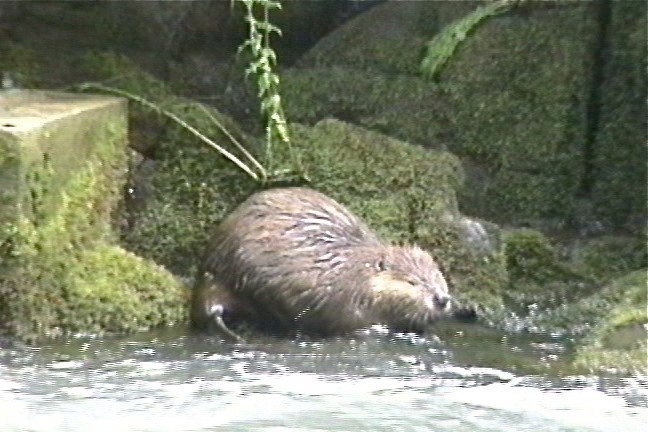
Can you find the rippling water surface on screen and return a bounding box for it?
[1,322,646,432]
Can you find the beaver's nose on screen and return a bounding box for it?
[434,293,450,309]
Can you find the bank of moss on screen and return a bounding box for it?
[497,229,591,331]
[570,235,647,282]
[0,109,186,340]
[495,232,646,375]
[572,270,647,374]
[503,231,635,334]
[502,228,635,333]
[0,117,123,339]
[283,2,606,229]
[70,52,261,274]
[116,98,260,275]
[282,66,459,155]
[591,3,647,229]
[62,244,187,334]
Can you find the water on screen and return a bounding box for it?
[1,322,646,432]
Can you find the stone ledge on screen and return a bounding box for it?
[0,90,127,223]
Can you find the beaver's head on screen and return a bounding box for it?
[368,245,452,331]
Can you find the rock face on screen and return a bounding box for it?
[282,1,646,233]
[0,91,186,340]
[590,2,647,230]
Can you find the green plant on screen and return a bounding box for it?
[236,0,305,182]
[77,83,266,182]
[420,0,518,81]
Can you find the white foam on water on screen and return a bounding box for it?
[439,380,648,432]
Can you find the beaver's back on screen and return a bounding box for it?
[200,188,384,332]
[196,187,451,335]
[205,188,382,266]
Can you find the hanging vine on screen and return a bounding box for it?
[237,0,306,183]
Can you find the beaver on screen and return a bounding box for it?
[191,187,452,338]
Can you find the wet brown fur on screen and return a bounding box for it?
[192,187,451,335]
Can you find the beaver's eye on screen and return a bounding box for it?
[406,280,417,286]
[376,259,387,271]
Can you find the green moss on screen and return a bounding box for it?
[284,3,599,227]
[524,265,645,333]
[62,245,188,334]
[1,124,73,335]
[504,229,589,285]
[298,2,476,75]
[496,229,646,336]
[420,0,514,81]
[1,109,186,340]
[591,3,647,229]
[594,271,647,330]
[571,236,647,282]
[122,182,254,277]
[1,120,125,339]
[496,229,610,332]
[439,3,595,225]
[80,51,173,98]
[572,270,647,374]
[120,104,260,274]
[282,66,448,143]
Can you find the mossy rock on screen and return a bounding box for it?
[298,1,478,75]
[0,95,128,339]
[503,229,589,286]
[572,270,647,374]
[120,100,260,275]
[284,2,607,229]
[500,231,646,334]
[0,90,188,340]
[1,183,185,340]
[498,229,601,332]
[438,2,595,225]
[122,175,255,277]
[61,244,188,335]
[79,51,258,157]
[569,235,647,282]
[70,52,263,275]
[497,226,634,342]
[282,66,454,150]
[591,2,647,231]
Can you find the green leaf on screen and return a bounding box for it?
[420,0,515,81]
